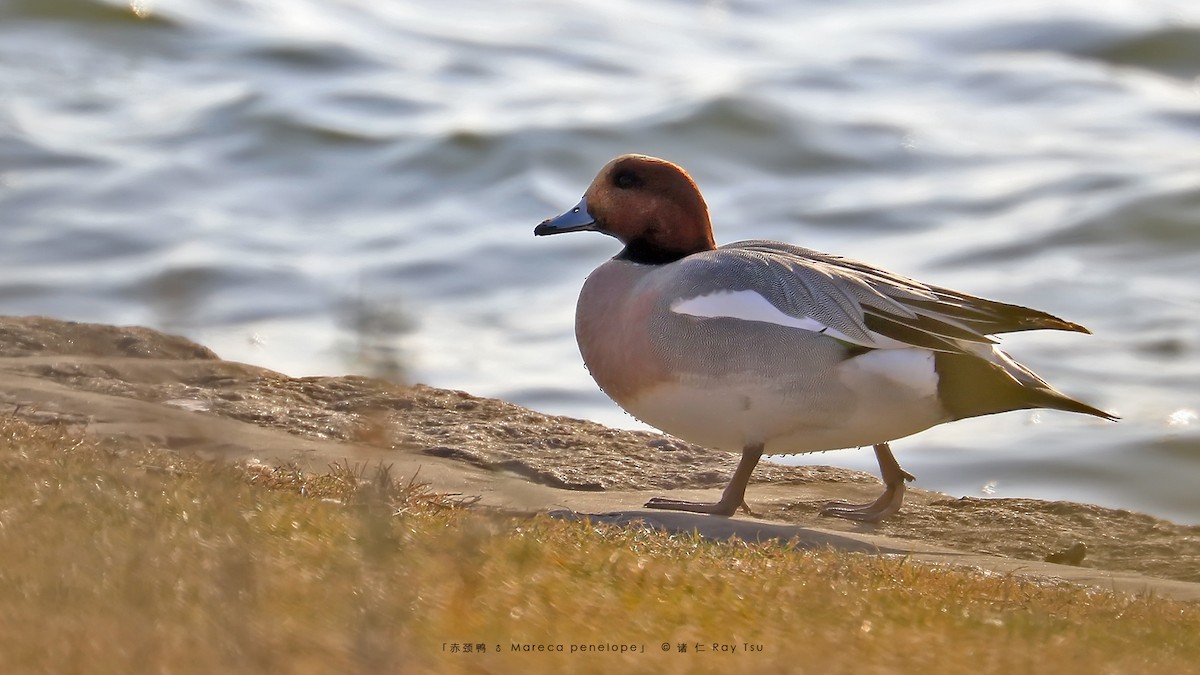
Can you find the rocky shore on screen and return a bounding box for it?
[2,315,1196,600]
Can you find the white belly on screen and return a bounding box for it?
[620,349,949,454]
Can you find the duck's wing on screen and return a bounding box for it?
[678,240,1089,354]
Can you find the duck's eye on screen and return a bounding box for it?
[613,170,641,189]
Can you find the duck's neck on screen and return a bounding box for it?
[616,222,719,265]
[615,238,696,265]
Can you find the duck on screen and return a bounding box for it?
[534,154,1115,522]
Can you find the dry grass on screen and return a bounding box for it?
[1,414,1197,675]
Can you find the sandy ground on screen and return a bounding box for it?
[2,315,1197,601]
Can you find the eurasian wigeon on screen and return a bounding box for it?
[535,154,1115,522]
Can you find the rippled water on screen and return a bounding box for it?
[2,0,1198,522]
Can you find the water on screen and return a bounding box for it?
[2,0,1198,523]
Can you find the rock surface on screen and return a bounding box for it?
[2,315,1197,600]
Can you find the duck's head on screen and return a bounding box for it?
[535,154,717,264]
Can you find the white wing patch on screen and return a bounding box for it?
[669,290,907,349]
[671,290,825,331]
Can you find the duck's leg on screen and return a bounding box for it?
[819,442,914,522]
[644,443,763,517]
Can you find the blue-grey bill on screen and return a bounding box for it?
[534,197,595,235]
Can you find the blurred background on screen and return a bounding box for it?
[1,0,1197,522]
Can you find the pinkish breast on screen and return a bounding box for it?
[574,260,673,406]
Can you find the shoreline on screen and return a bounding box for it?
[2,314,1197,599]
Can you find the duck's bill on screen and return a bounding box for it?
[534,197,595,235]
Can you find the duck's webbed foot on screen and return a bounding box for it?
[643,496,753,516]
[820,442,914,523]
[644,444,763,518]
